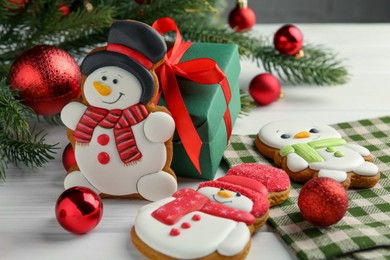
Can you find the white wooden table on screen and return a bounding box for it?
[1,24,390,260]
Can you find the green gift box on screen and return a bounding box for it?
[158,42,241,180]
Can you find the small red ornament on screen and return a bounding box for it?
[8,45,81,115]
[298,177,348,227]
[55,186,103,234]
[228,0,256,32]
[62,143,76,171]
[58,3,71,16]
[249,73,281,106]
[273,24,304,56]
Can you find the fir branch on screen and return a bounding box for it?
[0,78,58,181]
[0,78,33,139]
[0,130,58,168]
[179,23,348,85]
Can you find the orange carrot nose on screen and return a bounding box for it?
[294,131,311,139]
[217,189,232,199]
[93,81,112,96]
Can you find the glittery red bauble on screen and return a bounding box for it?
[298,177,348,226]
[62,143,76,171]
[273,24,303,55]
[55,187,103,234]
[228,4,256,32]
[249,73,281,106]
[8,45,81,115]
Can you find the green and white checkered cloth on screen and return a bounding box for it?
[223,117,390,260]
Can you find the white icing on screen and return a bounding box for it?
[286,153,309,172]
[82,66,143,110]
[144,112,175,143]
[197,187,254,212]
[354,162,379,176]
[60,102,87,131]
[137,171,177,201]
[64,170,101,194]
[258,120,341,149]
[217,222,250,256]
[62,66,177,199]
[318,169,347,182]
[310,146,366,172]
[259,121,377,178]
[345,143,371,157]
[134,197,250,259]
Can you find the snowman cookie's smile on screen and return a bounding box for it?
[212,195,232,204]
[102,92,125,104]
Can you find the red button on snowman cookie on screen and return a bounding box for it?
[61,21,177,201]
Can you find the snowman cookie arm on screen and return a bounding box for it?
[345,143,371,157]
[285,153,309,172]
[217,222,250,257]
[60,102,87,130]
[143,111,175,143]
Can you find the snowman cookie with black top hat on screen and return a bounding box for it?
[61,20,177,201]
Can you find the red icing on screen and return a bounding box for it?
[181,222,191,229]
[152,188,257,225]
[152,189,209,225]
[227,163,290,192]
[217,175,268,196]
[97,134,110,145]
[169,228,180,236]
[97,152,110,164]
[198,181,270,218]
[192,214,201,221]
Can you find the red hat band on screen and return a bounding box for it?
[106,43,153,70]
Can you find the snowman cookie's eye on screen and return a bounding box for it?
[220,188,225,191]
[113,79,118,84]
[309,128,319,133]
[102,76,107,81]
[281,134,291,139]
[236,192,241,197]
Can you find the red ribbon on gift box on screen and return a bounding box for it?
[152,17,232,174]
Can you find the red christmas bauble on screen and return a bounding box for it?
[8,45,81,115]
[249,73,281,106]
[62,143,76,171]
[273,24,303,55]
[58,3,71,16]
[228,1,256,32]
[298,177,348,227]
[55,186,103,234]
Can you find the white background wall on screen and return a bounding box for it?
[224,0,390,23]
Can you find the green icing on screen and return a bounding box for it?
[308,138,347,149]
[280,146,295,156]
[334,151,345,157]
[292,143,325,163]
[326,147,336,152]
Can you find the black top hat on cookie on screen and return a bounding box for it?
[81,20,167,104]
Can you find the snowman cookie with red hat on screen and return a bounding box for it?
[131,164,290,259]
[60,20,177,201]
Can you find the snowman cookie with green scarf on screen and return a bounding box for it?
[255,120,380,189]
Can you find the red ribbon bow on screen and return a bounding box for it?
[152,17,232,174]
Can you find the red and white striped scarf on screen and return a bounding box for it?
[73,104,149,164]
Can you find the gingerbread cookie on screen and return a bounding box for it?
[255,120,380,189]
[132,183,270,259]
[60,20,177,201]
[225,163,290,207]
